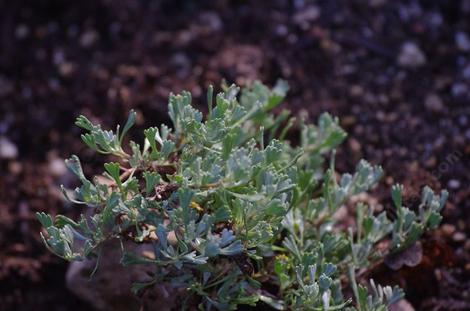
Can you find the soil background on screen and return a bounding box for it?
[1,0,469,310]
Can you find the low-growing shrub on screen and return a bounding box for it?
[38,81,447,310]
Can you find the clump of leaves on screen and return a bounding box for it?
[38,81,448,310]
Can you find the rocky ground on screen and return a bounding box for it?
[1,0,469,310]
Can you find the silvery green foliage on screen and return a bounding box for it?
[38,81,447,310]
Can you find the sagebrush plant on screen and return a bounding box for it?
[38,81,448,310]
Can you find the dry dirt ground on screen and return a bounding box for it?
[1,1,469,310]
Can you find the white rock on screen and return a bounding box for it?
[49,157,67,177]
[0,136,18,159]
[397,42,426,68]
[448,179,461,189]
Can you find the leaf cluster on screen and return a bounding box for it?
[38,81,447,310]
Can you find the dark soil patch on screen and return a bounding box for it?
[1,0,469,310]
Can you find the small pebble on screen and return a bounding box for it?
[441,224,456,237]
[451,83,468,97]
[80,30,99,48]
[425,94,444,113]
[275,24,288,37]
[15,24,29,39]
[448,179,461,189]
[453,232,467,242]
[465,129,470,140]
[293,5,320,29]
[349,85,364,97]
[349,138,361,153]
[456,32,470,51]
[398,42,426,68]
[0,136,18,159]
[389,299,415,311]
[197,11,222,33]
[462,65,470,80]
[459,115,468,126]
[59,62,75,77]
[49,157,68,177]
[8,161,22,175]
